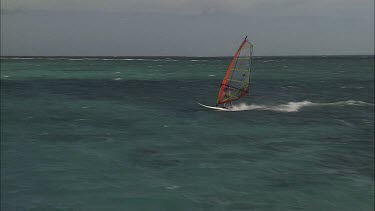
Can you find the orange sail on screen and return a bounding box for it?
[217,36,253,105]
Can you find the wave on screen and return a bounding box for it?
[100,58,148,61]
[3,57,35,60]
[2,57,182,62]
[262,60,277,63]
[123,59,145,61]
[229,100,374,112]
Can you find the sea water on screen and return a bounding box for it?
[1,56,374,210]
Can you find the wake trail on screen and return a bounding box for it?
[229,100,374,112]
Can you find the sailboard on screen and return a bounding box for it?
[198,103,230,111]
[199,36,253,111]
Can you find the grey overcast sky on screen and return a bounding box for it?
[1,0,374,56]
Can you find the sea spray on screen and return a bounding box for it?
[230,100,374,112]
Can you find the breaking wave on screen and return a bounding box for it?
[229,100,374,112]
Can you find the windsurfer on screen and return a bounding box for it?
[209,37,253,111]
[223,89,233,108]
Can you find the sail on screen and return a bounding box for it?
[217,37,253,105]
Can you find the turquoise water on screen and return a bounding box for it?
[1,56,374,210]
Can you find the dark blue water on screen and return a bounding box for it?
[1,56,374,210]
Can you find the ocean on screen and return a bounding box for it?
[1,56,374,210]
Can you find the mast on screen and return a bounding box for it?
[216,36,253,106]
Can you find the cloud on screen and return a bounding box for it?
[1,0,373,56]
[1,0,373,17]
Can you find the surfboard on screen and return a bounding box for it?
[198,103,229,111]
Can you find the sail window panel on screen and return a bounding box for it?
[229,70,250,84]
[226,80,246,92]
[222,85,243,101]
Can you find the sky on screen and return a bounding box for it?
[1,0,374,56]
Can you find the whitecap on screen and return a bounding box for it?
[165,185,179,190]
[228,100,374,112]
[123,59,144,61]
[8,57,34,60]
[262,60,276,63]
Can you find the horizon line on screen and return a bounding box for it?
[1,54,374,58]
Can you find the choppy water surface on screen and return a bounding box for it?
[1,56,374,210]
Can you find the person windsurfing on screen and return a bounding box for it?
[210,36,252,110]
[223,89,233,109]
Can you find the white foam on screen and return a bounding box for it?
[123,59,144,61]
[165,185,179,190]
[327,100,373,106]
[7,57,34,60]
[229,100,374,112]
[102,58,144,61]
[262,60,276,63]
[47,58,67,60]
